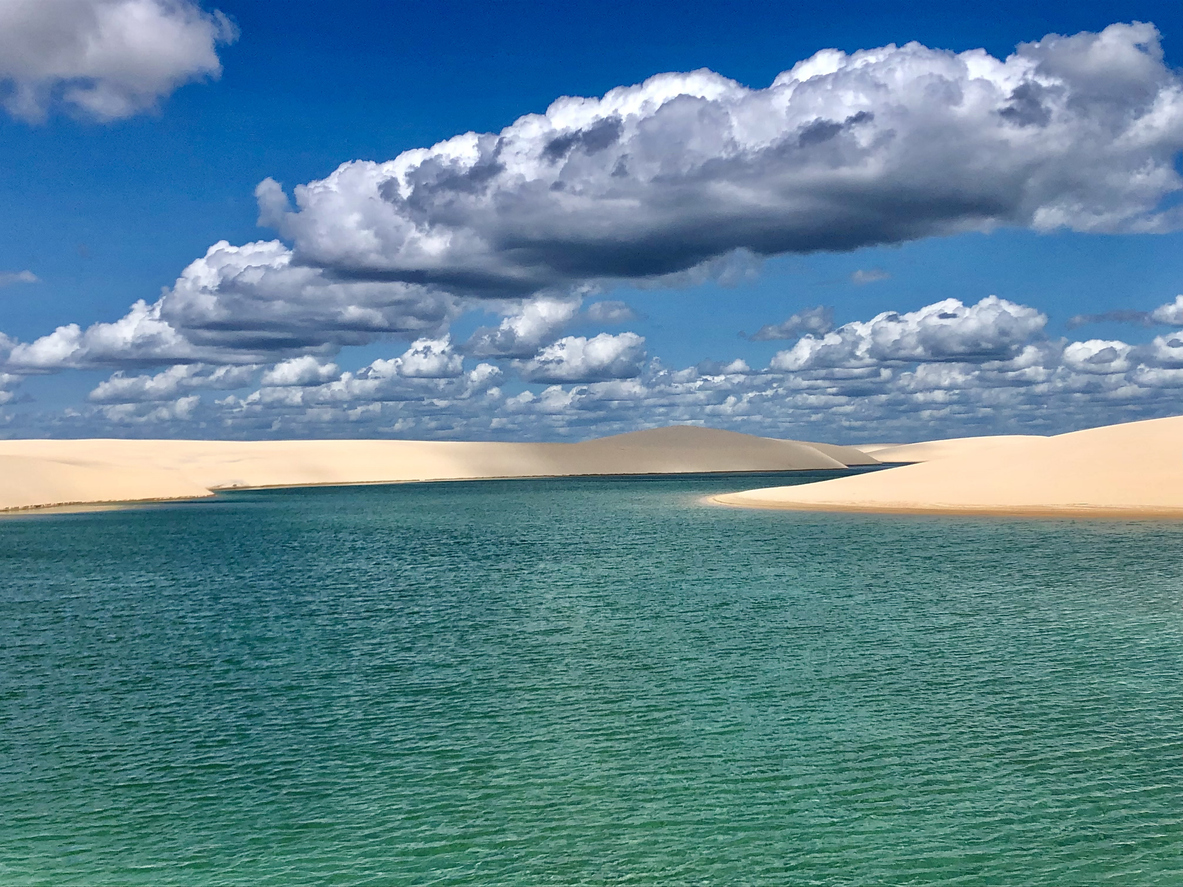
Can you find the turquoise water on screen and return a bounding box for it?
[3,472,1183,885]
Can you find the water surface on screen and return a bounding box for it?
[3,473,1183,885]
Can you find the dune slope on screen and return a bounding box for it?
[715,415,1183,518]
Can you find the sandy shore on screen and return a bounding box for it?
[714,415,1183,519]
[0,426,876,513]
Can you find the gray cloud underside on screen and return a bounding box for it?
[746,306,834,341]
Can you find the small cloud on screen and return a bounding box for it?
[261,356,340,387]
[584,300,641,324]
[1151,295,1183,326]
[744,306,834,341]
[516,332,646,383]
[851,268,890,285]
[1066,309,1153,330]
[695,358,752,375]
[0,270,38,287]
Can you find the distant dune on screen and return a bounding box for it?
[715,415,1183,519]
[0,426,875,513]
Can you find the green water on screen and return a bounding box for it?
[3,473,1183,885]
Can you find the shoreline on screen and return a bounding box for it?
[4,414,1181,519]
[0,427,875,515]
[1,465,867,517]
[709,414,1183,520]
[709,494,1183,521]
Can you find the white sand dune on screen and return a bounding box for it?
[715,415,1183,518]
[862,434,1046,464]
[0,426,875,512]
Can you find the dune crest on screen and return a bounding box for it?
[0,426,874,513]
[715,415,1183,518]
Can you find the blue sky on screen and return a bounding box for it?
[2,0,1183,440]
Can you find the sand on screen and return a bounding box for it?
[0,426,875,513]
[860,434,1046,464]
[714,415,1183,519]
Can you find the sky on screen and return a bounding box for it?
[2,0,1183,442]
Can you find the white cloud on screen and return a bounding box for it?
[257,23,1183,299]
[0,0,237,122]
[747,306,834,341]
[0,270,39,287]
[1061,339,1133,374]
[366,336,464,379]
[583,300,640,324]
[260,356,340,387]
[1151,294,1183,325]
[19,292,1183,442]
[8,299,198,370]
[851,269,890,285]
[4,241,459,371]
[7,22,1183,380]
[88,362,255,403]
[0,371,21,407]
[99,393,201,424]
[770,297,1047,371]
[516,332,646,383]
[1144,332,1183,367]
[465,296,581,357]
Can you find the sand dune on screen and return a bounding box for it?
[715,415,1183,518]
[861,434,1046,464]
[0,426,875,512]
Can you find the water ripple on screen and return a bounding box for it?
[2,476,1183,884]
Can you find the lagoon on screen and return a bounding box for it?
[3,473,1183,885]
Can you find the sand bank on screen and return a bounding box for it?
[0,426,875,513]
[714,415,1183,518]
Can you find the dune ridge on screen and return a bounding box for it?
[0,426,874,513]
[714,415,1183,518]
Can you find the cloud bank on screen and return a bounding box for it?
[17,291,1177,442]
[256,21,1183,301]
[0,0,236,122]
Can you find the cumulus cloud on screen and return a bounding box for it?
[0,270,39,288]
[0,0,237,122]
[18,292,1183,442]
[365,337,464,379]
[0,372,21,406]
[1061,339,1133,374]
[5,241,459,371]
[1145,332,1183,366]
[516,332,646,383]
[8,299,199,370]
[259,356,340,387]
[7,21,1183,379]
[254,23,1183,300]
[1151,295,1183,325]
[770,297,1047,371]
[88,363,254,403]
[98,393,202,424]
[746,306,834,341]
[464,296,580,357]
[584,300,641,324]
[696,358,753,375]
